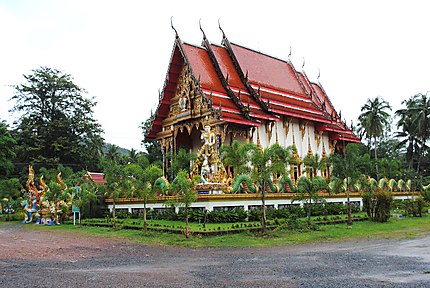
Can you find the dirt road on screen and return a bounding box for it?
[1,224,429,287]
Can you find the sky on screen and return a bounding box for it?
[1,0,429,151]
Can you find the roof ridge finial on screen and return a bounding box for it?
[218,18,226,40]
[170,16,179,39]
[317,68,321,82]
[288,45,292,61]
[199,18,207,41]
[302,57,305,70]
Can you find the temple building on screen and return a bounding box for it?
[105,28,416,213]
[147,26,360,183]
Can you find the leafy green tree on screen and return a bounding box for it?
[249,143,290,232]
[127,148,140,164]
[125,163,162,231]
[358,97,392,176]
[294,176,327,225]
[303,153,326,178]
[0,178,22,220]
[170,147,196,175]
[72,181,98,225]
[105,144,121,162]
[140,117,162,165]
[220,140,254,178]
[101,159,127,226]
[332,143,370,225]
[10,67,104,171]
[0,120,16,178]
[169,170,196,238]
[395,93,430,173]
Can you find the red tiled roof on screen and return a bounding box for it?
[148,35,360,143]
[87,172,106,185]
[230,43,305,96]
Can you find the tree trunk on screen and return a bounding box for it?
[112,200,116,227]
[143,201,147,232]
[374,136,379,180]
[185,206,190,238]
[261,181,267,233]
[346,186,352,226]
[307,197,311,226]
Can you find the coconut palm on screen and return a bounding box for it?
[358,97,392,176]
[395,93,430,173]
[127,148,140,164]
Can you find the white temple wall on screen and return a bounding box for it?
[251,119,332,178]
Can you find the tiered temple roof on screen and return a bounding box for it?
[148,28,359,144]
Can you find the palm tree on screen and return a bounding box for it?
[303,153,326,178]
[105,144,120,162]
[220,140,254,178]
[358,97,392,177]
[395,93,430,173]
[409,93,430,172]
[170,147,196,175]
[248,143,291,232]
[125,163,162,231]
[169,170,197,238]
[295,176,326,225]
[127,148,140,164]
[395,97,419,170]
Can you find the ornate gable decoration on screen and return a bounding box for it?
[169,65,195,118]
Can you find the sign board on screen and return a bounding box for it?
[72,205,80,213]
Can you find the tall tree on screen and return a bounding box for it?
[169,147,196,175]
[127,148,140,164]
[140,117,162,165]
[249,143,290,232]
[332,143,370,226]
[0,120,16,178]
[295,176,327,225]
[125,163,162,231]
[396,93,430,173]
[358,97,392,176]
[105,144,121,162]
[10,67,104,171]
[169,170,196,238]
[101,159,127,226]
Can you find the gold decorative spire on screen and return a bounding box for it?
[307,133,313,157]
[256,126,263,151]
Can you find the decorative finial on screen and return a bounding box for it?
[288,45,292,60]
[317,68,321,81]
[199,18,207,40]
[170,16,178,39]
[218,18,226,39]
[302,57,305,69]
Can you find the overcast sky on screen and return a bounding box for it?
[1,0,429,151]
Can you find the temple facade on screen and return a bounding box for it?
[148,27,360,184]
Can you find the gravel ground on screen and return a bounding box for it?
[1,224,429,288]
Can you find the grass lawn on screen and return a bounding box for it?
[3,213,430,247]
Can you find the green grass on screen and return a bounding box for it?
[3,214,430,247]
